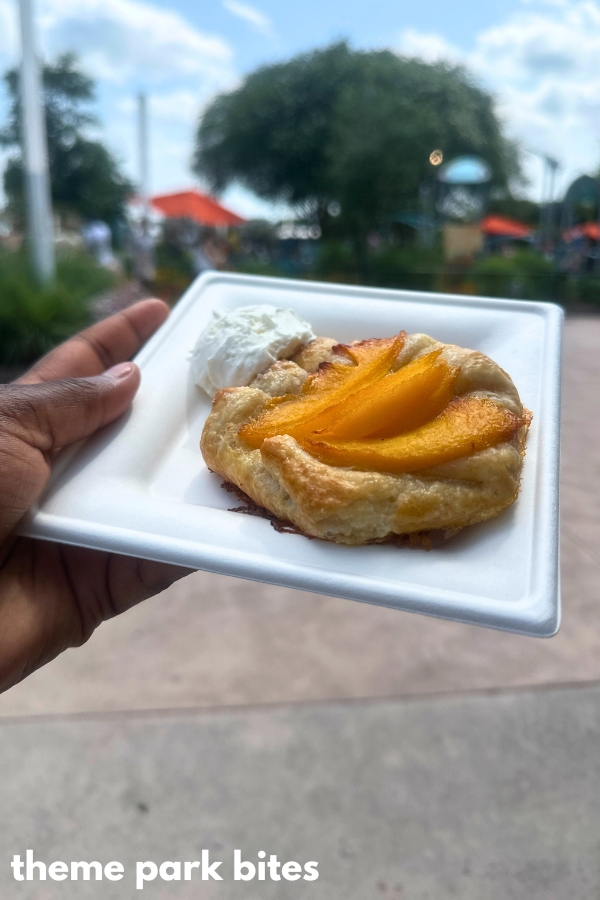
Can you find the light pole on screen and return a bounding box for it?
[133,91,155,282]
[18,0,55,283]
[138,92,150,229]
[526,149,559,252]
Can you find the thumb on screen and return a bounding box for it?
[0,362,141,452]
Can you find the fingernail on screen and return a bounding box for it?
[104,362,135,380]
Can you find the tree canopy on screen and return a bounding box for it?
[194,42,520,236]
[1,53,132,225]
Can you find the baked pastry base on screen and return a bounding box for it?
[219,478,455,549]
[200,333,531,546]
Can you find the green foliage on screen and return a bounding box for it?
[315,240,356,278]
[154,239,196,282]
[151,218,202,302]
[314,240,443,290]
[229,235,600,308]
[232,259,281,278]
[366,246,443,292]
[483,197,541,227]
[194,43,356,208]
[0,249,114,365]
[1,51,95,149]
[1,53,132,224]
[577,277,600,305]
[328,54,518,238]
[469,250,558,301]
[194,42,519,238]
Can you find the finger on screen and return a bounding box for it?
[17,298,170,385]
[1,363,141,453]
[53,545,191,641]
[107,557,192,617]
[0,539,193,691]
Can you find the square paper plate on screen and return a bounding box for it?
[20,273,562,636]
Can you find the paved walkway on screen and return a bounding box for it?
[1,315,599,898]
[2,684,600,899]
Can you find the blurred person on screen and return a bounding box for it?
[0,299,191,693]
[190,241,214,275]
[129,220,156,284]
[81,219,117,269]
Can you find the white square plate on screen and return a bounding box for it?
[20,272,562,636]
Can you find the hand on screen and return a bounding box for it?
[0,299,191,693]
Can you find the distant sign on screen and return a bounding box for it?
[438,187,486,220]
[277,223,321,240]
[438,156,492,185]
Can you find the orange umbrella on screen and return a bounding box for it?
[151,190,246,227]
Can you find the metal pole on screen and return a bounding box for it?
[18,0,55,283]
[546,157,558,254]
[539,158,548,250]
[138,92,149,227]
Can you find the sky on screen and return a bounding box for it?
[1,0,599,219]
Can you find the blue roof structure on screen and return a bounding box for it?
[438,156,492,185]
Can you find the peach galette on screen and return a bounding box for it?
[200,330,531,545]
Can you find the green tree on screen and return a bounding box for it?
[1,52,132,225]
[194,43,520,242]
[487,196,540,226]
[327,52,519,239]
[194,42,356,215]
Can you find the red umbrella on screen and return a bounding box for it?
[480,214,532,238]
[563,221,600,242]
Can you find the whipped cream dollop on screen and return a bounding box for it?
[191,305,316,397]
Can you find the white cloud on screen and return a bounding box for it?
[39,0,236,87]
[222,0,272,37]
[0,0,282,220]
[117,90,206,127]
[221,183,292,221]
[0,0,18,60]
[398,29,461,65]
[0,0,241,200]
[397,1,600,200]
[109,89,218,195]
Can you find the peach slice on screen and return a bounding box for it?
[239,333,405,449]
[301,396,524,474]
[368,368,459,439]
[300,342,381,395]
[313,350,459,440]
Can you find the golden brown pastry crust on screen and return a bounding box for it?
[200,333,531,545]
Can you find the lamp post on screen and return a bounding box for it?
[18,0,55,283]
[526,149,559,253]
[133,91,155,282]
[138,92,150,229]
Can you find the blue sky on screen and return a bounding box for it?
[1,0,599,218]
[167,0,522,72]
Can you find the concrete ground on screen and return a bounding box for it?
[2,685,600,900]
[0,316,599,898]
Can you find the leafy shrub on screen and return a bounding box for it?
[469,250,559,301]
[232,237,600,309]
[571,276,600,307]
[315,241,444,290]
[232,259,281,278]
[367,246,443,292]
[315,240,356,278]
[154,233,196,282]
[151,267,195,304]
[0,249,115,365]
